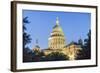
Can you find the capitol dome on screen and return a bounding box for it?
[48,17,66,49]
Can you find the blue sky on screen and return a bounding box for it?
[23,10,91,50]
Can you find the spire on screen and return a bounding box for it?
[36,39,38,45]
[56,17,60,25]
[35,39,40,48]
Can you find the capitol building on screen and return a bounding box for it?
[33,17,82,60]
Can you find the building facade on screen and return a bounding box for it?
[33,17,82,60]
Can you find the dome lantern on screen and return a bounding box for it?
[56,17,59,25]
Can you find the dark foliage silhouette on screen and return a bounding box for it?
[45,52,69,61]
[76,30,91,60]
[83,30,91,59]
[23,17,32,62]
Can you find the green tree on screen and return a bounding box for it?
[78,38,83,48]
[32,50,43,62]
[76,30,91,60]
[45,52,68,61]
[23,17,32,62]
[23,17,32,48]
[83,30,91,59]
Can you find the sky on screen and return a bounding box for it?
[23,10,91,50]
